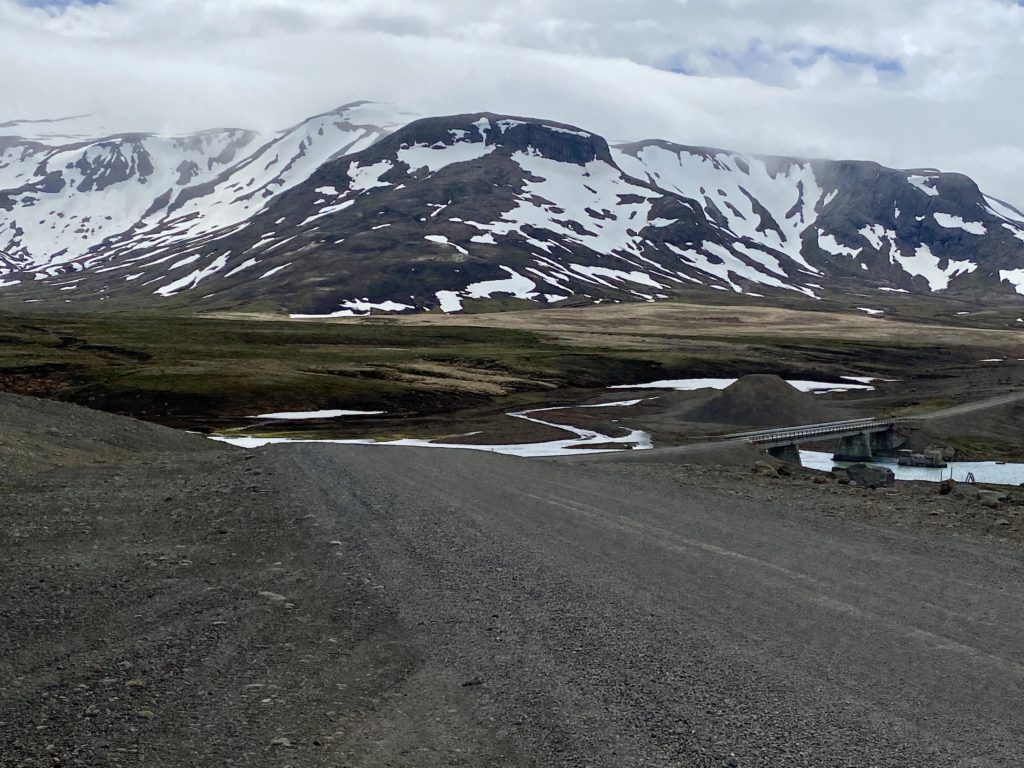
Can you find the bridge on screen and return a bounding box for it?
[723,418,919,464]
[557,390,1024,467]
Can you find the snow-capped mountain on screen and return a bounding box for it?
[2,105,1024,314]
[0,102,412,275]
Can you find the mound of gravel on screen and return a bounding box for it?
[685,374,844,428]
[0,392,219,477]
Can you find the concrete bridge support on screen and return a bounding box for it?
[768,443,803,466]
[833,432,873,463]
[870,427,909,457]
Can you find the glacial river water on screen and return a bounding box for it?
[800,451,1024,485]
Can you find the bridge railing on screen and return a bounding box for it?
[724,417,921,445]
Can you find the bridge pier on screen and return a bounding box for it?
[738,419,918,467]
[768,443,803,466]
[833,432,874,463]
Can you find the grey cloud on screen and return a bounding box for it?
[1,0,1023,203]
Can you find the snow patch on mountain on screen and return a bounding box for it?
[818,232,862,258]
[464,267,538,300]
[425,235,469,255]
[435,290,464,313]
[5,107,1024,311]
[290,299,414,318]
[934,213,987,235]
[397,141,494,172]
[665,242,816,297]
[1,102,404,273]
[908,174,940,197]
[348,159,395,192]
[614,144,826,275]
[896,244,976,291]
[482,151,655,257]
[999,269,1024,295]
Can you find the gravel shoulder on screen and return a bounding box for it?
[2,397,424,767]
[3,395,1023,766]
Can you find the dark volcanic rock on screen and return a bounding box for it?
[846,463,896,489]
[686,375,842,428]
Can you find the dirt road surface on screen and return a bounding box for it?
[286,444,1024,766]
[3,392,1023,766]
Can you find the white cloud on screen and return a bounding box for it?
[3,0,1024,204]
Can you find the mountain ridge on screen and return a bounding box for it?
[2,104,1024,315]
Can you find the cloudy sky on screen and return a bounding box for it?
[4,0,1024,204]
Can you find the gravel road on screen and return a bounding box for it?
[3,391,1023,766]
[288,444,1024,767]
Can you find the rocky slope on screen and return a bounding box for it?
[3,105,1024,314]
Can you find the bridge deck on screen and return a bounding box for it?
[725,418,919,447]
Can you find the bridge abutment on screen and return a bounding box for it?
[768,443,803,466]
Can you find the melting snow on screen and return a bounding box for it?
[425,235,469,255]
[397,141,494,172]
[999,269,1024,295]
[472,151,655,259]
[933,213,986,235]
[568,265,664,289]
[665,242,814,297]
[155,253,229,296]
[907,175,940,197]
[895,244,976,291]
[251,410,385,420]
[610,378,875,393]
[1002,223,1024,243]
[818,232,861,258]
[985,195,1024,224]
[290,299,414,318]
[464,267,537,300]
[259,263,292,279]
[212,406,652,457]
[436,290,464,313]
[615,145,824,275]
[859,224,894,251]
[301,199,355,226]
[225,257,260,277]
[348,159,394,192]
[472,117,491,142]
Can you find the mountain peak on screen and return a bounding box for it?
[369,113,613,167]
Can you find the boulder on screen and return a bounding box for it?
[954,485,982,501]
[938,479,956,496]
[979,491,1003,509]
[845,463,895,489]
